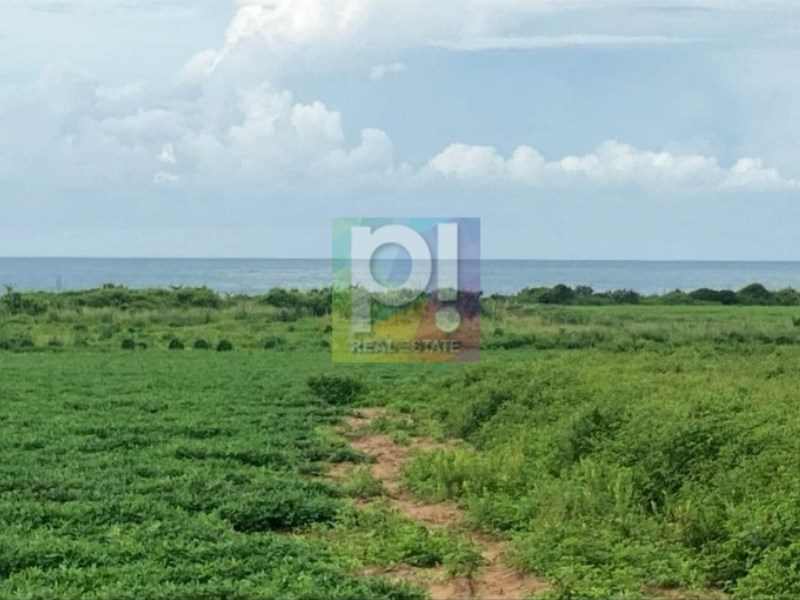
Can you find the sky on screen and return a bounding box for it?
[0,0,799,259]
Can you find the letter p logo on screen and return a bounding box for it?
[332,218,480,363]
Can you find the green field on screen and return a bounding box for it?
[2,286,800,598]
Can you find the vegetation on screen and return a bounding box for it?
[3,283,800,598]
[509,282,800,306]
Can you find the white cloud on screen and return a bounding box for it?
[158,143,177,165]
[369,62,406,80]
[183,0,794,81]
[221,84,386,173]
[2,1,797,205]
[0,61,397,195]
[290,100,345,146]
[182,0,610,79]
[428,144,507,178]
[154,170,179,185]
[723,157,788,189]
[326,127,395,171]
[426,140,798,189]
[2,61,793,194]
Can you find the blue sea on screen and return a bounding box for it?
[1,258,800,295]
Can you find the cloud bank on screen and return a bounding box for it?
[427,141,797,190]
[2,0,800,258]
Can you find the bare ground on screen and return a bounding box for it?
[333,408,550,600]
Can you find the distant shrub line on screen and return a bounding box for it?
[0,284,333,316]
[2,281,800,318]
[500,281,800,306]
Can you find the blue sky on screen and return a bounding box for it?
[1,0,799,259]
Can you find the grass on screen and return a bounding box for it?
[3,286,800,598]
[0,350,425,599]
[308,502,484,576]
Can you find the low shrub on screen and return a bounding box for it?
[307,374,366,405]
[218,479,338,532]
[263,336,286,349]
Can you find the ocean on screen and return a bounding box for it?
[1,258,800,296]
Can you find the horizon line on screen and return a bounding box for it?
[2,256,800,263]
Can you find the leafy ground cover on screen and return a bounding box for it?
[0,350,425,599]
[2,286,800,598]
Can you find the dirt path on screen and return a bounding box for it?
[335,408,550,600]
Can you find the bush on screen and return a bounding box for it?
[263,336,286,349]
[541,284,576,304]
[17,337,35,350]
[689,288,739,305]
[610,289,641,304]
[168,338,185,350]
[193,338,211,350]
[659,289,692,304]
[261,287,332,316]
[1,287,46,316]
[775,288,800,306]
[218,479,338,532]
[216,339,234,352]
[738,283,774,305]
[307,374,366,405]
[121,338,136,350]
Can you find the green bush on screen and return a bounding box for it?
[17,336,35,350]
[216,339,234,352]
[541,284,576,304]
[307,374,366,405]
[263,335,286,349]
[193,338,211,350]
[218,479,339,532]
[168,338,185,350]
[121,338,136,350]
[1,287,46,315]
[610,289,641,304]
[738,283,774,305]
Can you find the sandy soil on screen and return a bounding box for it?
[334,408,550,600]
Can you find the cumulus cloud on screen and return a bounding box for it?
[181,0,624,79]
[180,0,792,82]
[220,84,395,174]
[1,61,793,194]
[158,143,177,165]
[369,62,406,80]
[326,128,395,171]
[1,0,796,202]
[426,140,799,190]
[0,61,396,194]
